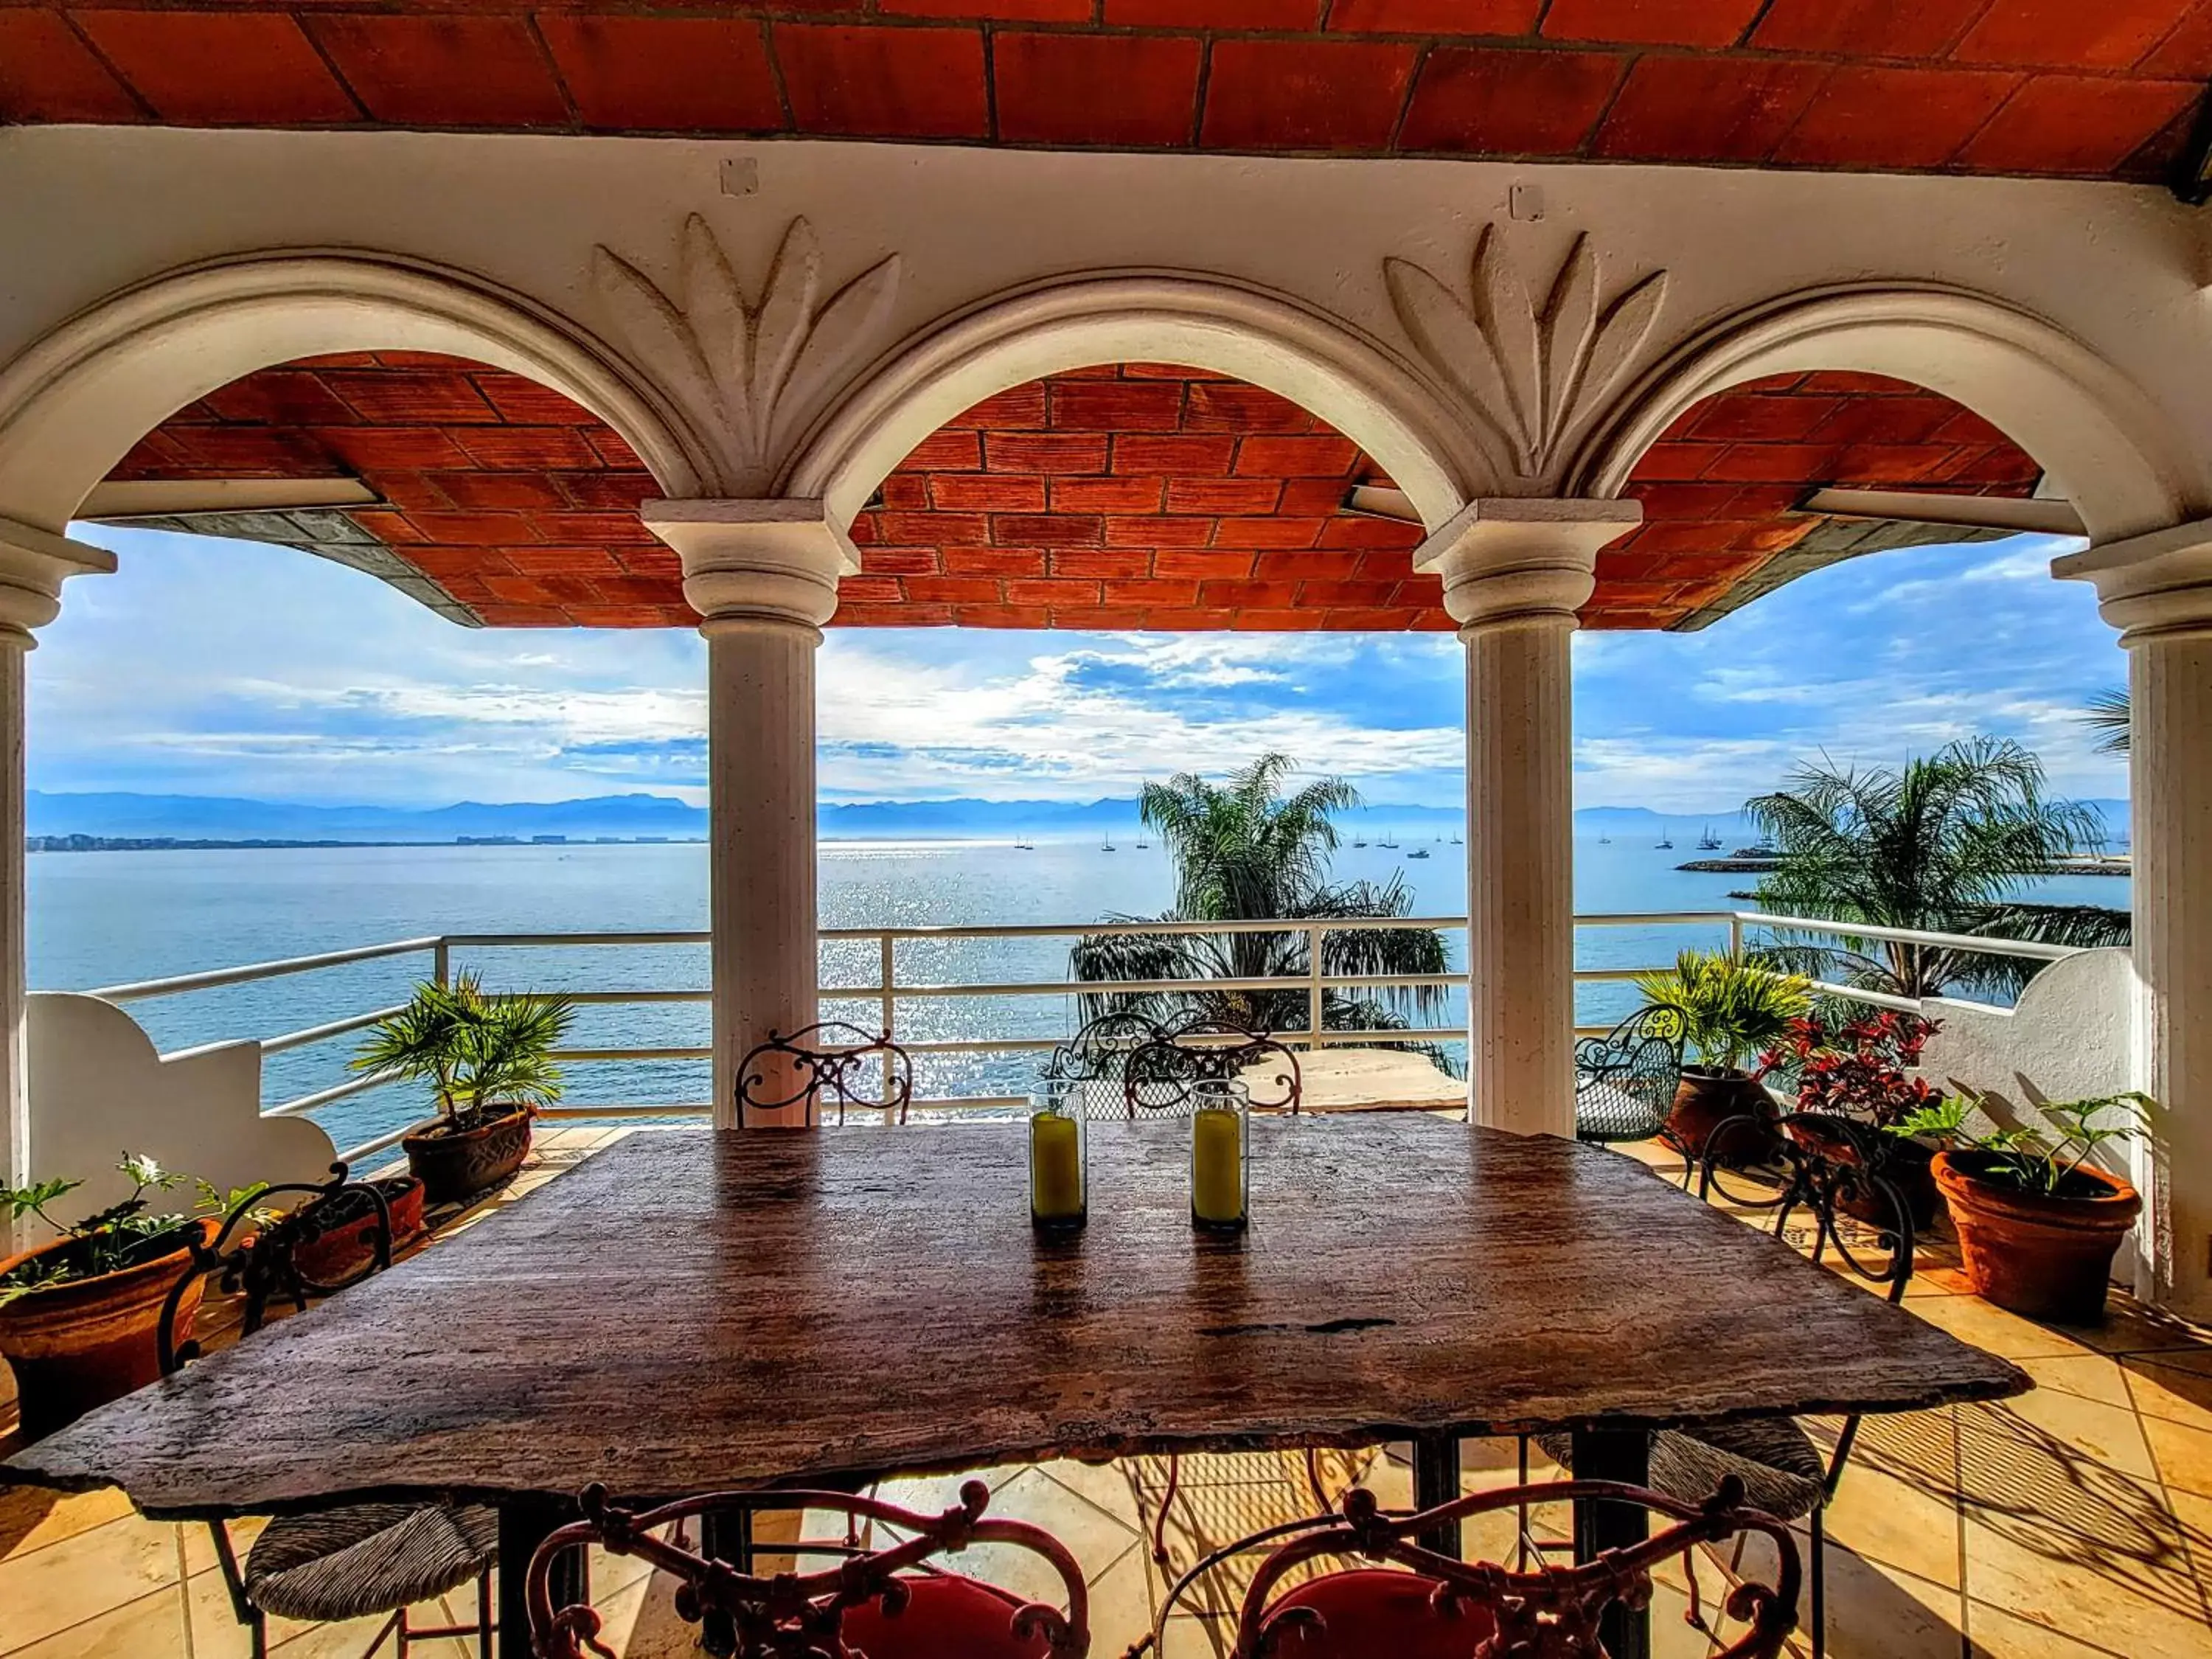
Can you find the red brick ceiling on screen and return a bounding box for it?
[100,354,2043,631]
[1,2,2206,184]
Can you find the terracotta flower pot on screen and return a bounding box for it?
[403,1105,534,1206]
[290,1175,427,1284]
[1933,1150,2141,1324]
[1784,1115,1941,1232]
[0,1217,216,1440]
[1666,1068,1779,1164]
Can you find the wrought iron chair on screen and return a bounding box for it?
[1573,1003,1688,1161]
[1141,1476,1801,1658]
[1037,1009,1172,1120]
[527,1478,1088,1659]
[737,1021,915,1126]
[1543,1124,1917,1658]
[159,1166,498,1659]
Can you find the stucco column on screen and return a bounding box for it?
[0,517,114,1234]
[644,501,857,1130]
[2058,521,2212,1315]
[1416,500,1641,1136]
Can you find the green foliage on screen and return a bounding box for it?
[352,971,577,1119]
[1,1153,236,1307]
[1894,1091,2154,1198]
[2083,689,2130,757]
[1071,754,1457,1073]
[1746,737,2127,1000]
[1632,950,1811,1074]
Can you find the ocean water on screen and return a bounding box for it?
[26,838,2132,1153]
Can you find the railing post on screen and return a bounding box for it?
[1307,925,1326,1050]
[433,939,451,987]
[879,932,897,1118]
[1728,914,1745,964]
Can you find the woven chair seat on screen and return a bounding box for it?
[1573,1077,1669,1142]
[244,1503,499,1622]
[1539,1419,1824,1523]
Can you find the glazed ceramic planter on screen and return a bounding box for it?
[0,1217,215,1439]
[1933,1150,2140,1323]
[403,1105,534,1206]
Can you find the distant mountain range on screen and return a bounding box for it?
[24,790,2131,846]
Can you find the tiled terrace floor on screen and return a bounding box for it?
[4,1126,2212,1658]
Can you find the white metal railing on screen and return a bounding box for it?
[75,910,2087,1164]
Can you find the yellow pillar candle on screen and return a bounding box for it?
[1031,1111,1085,1227]
[1192,1106,1245,1229]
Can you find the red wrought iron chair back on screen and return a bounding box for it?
[1147,1478,1799,1659]
[736,1022,915,1127]
[526,1479,1087,1659]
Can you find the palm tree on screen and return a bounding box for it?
[2084,688,2130,755]
[1070,754,1454,1065]
[1745,737,2129,1001]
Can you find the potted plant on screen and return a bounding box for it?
[0,1155,262,1438]
[1632,950,1812,1160]
[1896,1091,2150,1322]
[288,1172,427,1284]
[1759,1011,1944,1230]
[354,973,577,1206]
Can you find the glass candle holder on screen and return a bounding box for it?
[1189,1079,1250,1234]
[1029,1085,1087,1236]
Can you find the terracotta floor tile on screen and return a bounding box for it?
[1961,1506,2210,1656]
[1908,1293,2098,1361]
[0,1513,182,1651]
[4,1584,187,1659]
[2164,1487,2212,1599]
[0,1489,137,1565]
[1080,1544,1153,1655]
[2016,1352,2136,1409]
[2065,1303,2211,1358]
[1815,1547,1964,1659]
[2142,1412,2212,1501]
[1034,1457,1145,1531]
[2126,1357,2212,1433]
[1822,1461,1966,1588]
[1966,1599,2146,1656]
[1967,1391,2158,1481]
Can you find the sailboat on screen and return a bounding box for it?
[1353,837,1368,848]
[1655,824,1674,849]
[1697,824,1724,851]
[1014,837,1035,851]
[1102,831,1116,852]
[1379,833,1399,849]
[1598,833,1611,845]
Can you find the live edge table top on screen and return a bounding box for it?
[5,1120,2027,1519]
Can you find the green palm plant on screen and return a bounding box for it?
[1070,754,1454,1067]
[1745,737,2128,1001]
[352,971,577,1124]
[2083,689,2130,755]
[1632,950,1811,1075]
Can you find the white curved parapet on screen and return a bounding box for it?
[23,992,338,1245]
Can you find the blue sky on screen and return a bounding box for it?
[29,524,2129,812]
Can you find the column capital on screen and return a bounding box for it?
[643,498,860,636]
[2054,518,2212,645]
[1413,498,1641,632]
[0,515,116,649]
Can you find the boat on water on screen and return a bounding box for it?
[1015,840,1034,851]
[1102,833,1116,852]
[1599,835,1611,845]
[1407,847,1430,860]
[1655,825,1674,849]
[1697,824,1724,850]
[1353,838,1368,848]
[1135,838,1149,849]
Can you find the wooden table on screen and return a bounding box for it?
[5,1119,2026,1657]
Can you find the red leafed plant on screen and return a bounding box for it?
[1759,1011,1941,1130]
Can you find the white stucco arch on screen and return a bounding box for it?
[0,253,712,535]
[1573,286,2205,546]
[785,275,1493,532]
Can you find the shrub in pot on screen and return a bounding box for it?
[354,973,577,1207]
[1632,950,1811,1161]
[1759,1010,1944,1230]
[288,1174,427,1283]
[1896,1091,2151,1323]
[0,1155,266,1439]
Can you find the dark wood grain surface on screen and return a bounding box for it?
[5,1120,2027,1518]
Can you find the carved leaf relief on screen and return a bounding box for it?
[1387,227,1667,480]
[594,215,902,493]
